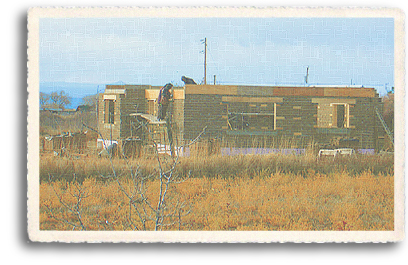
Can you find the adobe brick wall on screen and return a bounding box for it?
[120,86,148,139]
[183,94,227,141]
[169,99,185,147]
[98,85,148,141]
[276,97,317,136]
[184,85,385,150]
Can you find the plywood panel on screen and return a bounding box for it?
[237,86,274,96]
[185,84,238,95]
[106,85,126,90]
[312,98,356,104]
[273,87,324,96]
[324,88,375,97]
[221,96,283,103]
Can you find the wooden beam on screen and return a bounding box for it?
[222,96,283,103]
[185,84,238,95]
[145,89,185,100]
[312,98,356,104]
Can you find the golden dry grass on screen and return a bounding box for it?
[40,166,394,231]
[40,151,394,182]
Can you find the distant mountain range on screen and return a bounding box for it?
[40,82,105,97]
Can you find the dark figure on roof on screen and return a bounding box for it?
[157,83,173,121]
[181,76,197,85]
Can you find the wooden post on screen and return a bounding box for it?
[373,101,378,153]
[166,100,175,158]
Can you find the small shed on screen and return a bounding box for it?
[41,131,94,155]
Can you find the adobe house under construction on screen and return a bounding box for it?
[97,84,390,156]
[97,85,185,156]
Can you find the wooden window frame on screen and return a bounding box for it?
[330,103,350,128]
[226,103,277,131]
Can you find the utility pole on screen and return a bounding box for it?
[202,38,207,85]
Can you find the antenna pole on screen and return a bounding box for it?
[305,66,309,85]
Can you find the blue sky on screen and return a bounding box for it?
[40,17,394,95]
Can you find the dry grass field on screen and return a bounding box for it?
[40,110,96,136]
[39,153,394,231]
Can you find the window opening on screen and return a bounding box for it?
[317,102,349,128]
[336,104,345,128]
[104,99,115,124]
[227,103,275,131]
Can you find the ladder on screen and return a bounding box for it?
[375,107,394,147]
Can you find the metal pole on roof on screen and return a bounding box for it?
[305,66,309,85]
